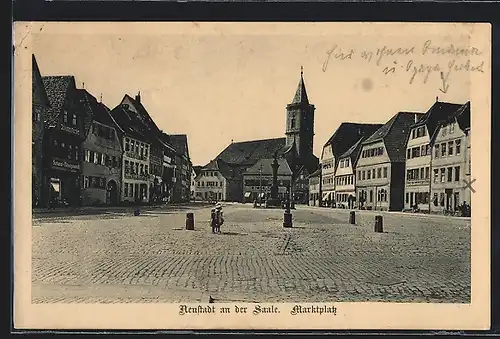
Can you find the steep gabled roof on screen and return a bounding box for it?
[411,101,463,137]
[203,158,240,180]
[32,55,50,108]
[193,165,203,176]
[42,75,76,126]
[215,137,287,166]
[122,93,162,135]
[429,101,471,145]
[364,112,425,162]
[244,157,293,176]
[308,167,322,178]
[169,134,190,159]
[109,104,148,142]
[338,136,365,168]
[80,90,115,127]
[323,123,384,170]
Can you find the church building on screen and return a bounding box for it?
[209,68,319,203]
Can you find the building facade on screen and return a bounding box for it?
[429,102,471,214]
[355,112,423,211]
[169,135,192,203]
[320,123,383,207]
[334,138,364,209]
[41,76,88,207]
[243,158,292,202]
[32,55,50,208]
[308,168,321,206]
[110,103,151,203]
[80,90,123,206]
[194,159,241,202]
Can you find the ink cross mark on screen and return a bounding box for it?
[439,71,450,93]
[463,178,476,193]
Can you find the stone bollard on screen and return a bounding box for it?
[374,215,383,233]
[186,212,195,230]
[349,211,356,225]
[134,208,141,216]
[283,210,293,228]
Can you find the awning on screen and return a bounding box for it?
[244,192,251,198]
[322,192,332,201]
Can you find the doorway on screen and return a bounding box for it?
[106,180,118,205]
[445,189,453,210]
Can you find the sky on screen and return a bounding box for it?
[31,23,481,166]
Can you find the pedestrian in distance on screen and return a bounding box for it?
[215,202,224,233]
[210,208,217,233]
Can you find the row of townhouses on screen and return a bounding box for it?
[309,99,471,214]
[32,55,192,208]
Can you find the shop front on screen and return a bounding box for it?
[45,157,82,207]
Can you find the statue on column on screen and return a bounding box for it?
[267,150,281,208]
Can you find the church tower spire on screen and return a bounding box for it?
[285,66,315,162]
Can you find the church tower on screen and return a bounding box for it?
[285,67,315,161]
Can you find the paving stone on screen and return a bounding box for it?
[32,204,471,303]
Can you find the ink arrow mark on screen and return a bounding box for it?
[439,71,450,93]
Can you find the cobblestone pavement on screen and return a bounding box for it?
[32,204,471,303]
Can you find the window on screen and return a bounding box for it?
[440,168,445,182]
[434,145,439,158]
[383,167,388,178]
[377,168,382,178]
[358,171,361,180]
[89,151,95,163]
[291,118,296,129]
[420,168,424,180]
[125,160,129,174]
[449,123,455,134]
[441,143,446,157]
[447,167,453,182]
[369,190,373,202]
[135,142,139,154]
[140,164,144,175]
[197,182,200,187]
[345,159,350,167]
[72,114,77,126]
[131,140,135,153]
[63,111,68,123]
[130,184,134,197]
[145,165,148,174]
[125,138,130,151]
[407,149,411,159]
[425,167,430,179]
[456,139,461,155]
[135,163,139,174]
[145,146,148,157]
[448,141,454,156]
[140,143,144,157]
[362,171,366,180]
[420,145,426,156]
[372,169,375,178]
[83,176,89,188]
[454,166,460,181]
[100,154,106,166]
[100,177,105,188]
[367,170,371,180]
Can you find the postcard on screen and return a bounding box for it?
[13,22,491,330]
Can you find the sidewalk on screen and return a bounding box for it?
[298,204,472,221]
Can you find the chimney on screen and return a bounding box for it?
[82,82,85,89]
[135,91,141,103]
[414,113,419,123]
[436,96,439,102]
